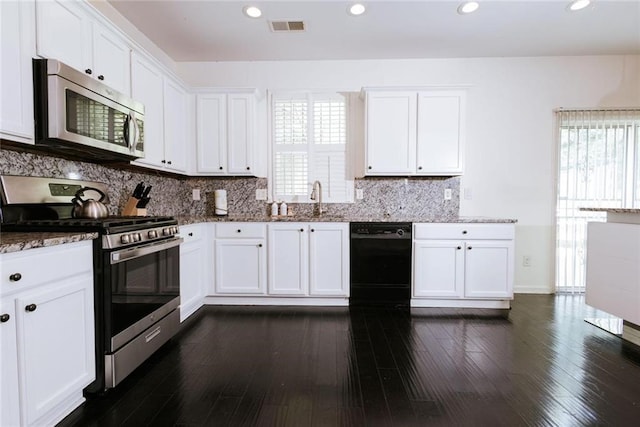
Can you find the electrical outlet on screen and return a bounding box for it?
[444,189,452,200]
[356,188,364,200]
[464,187,473,200]
[523,256,532,267]
[255,189,267,200]
[192,189,201,201]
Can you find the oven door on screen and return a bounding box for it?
[105,237,183,352]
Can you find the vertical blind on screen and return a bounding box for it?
[272,93,352,203]
[555,108,640,292]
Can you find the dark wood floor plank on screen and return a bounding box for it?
[57,295,640,427]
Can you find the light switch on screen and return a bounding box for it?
[356,189,364,200]
[192,189,201,201]
[444,189,452,200]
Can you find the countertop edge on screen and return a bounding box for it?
[0,231,99,254]
[176,216,518,226]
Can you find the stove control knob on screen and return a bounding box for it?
[173,227,179,234]
[132,233,140,242]
[136,233,142,241]
[163,228,170,236]
[121,234,130,244]
[148,230,157,239]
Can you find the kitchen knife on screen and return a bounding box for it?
[141,185,152,199]
[136,197,150,208]
[132,182,144,198]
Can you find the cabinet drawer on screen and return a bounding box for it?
[414,223,514,240]
[1,241,93,297]
[216,222,266,239]
[180,223,204,243]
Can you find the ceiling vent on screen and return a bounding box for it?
[269,20,305,32]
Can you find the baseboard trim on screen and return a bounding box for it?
[203,296,349,306]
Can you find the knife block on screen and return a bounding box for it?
[122,197,147,216]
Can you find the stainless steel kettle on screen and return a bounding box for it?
[71,187,109,219]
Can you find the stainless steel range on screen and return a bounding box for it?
[0,175,182,393]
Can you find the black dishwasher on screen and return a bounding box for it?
[350,222,412,306]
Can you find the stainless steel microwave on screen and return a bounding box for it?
[33,58,145,161]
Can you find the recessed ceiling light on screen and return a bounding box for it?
[348,3,366,16]
[457,1,480,15]
[568,0,591,11]
[243,5,262,19]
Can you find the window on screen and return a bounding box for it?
[271,92,353,203]
[555,109,640,292]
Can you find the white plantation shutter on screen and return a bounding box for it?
[272,92,353,203]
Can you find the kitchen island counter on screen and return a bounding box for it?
[175,215,517,225]
[0,231,99,254]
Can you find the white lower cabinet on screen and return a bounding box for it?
[308,223,350,297]
[268,223,309,295]
[206,222,348,302]
[267,223,349,298]
[179,223,208,321]
[214,223,267,295]
[0,241,95,427]
[412,223,514,308]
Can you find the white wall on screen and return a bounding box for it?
[176,55,640,294]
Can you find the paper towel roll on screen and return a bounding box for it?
[214,189,228,215]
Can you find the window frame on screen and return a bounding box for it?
[268,90,354,204]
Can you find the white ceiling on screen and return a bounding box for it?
[106,0,640,62]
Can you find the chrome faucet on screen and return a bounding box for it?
[310,180,324,215]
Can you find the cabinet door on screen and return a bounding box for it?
[16,275,95,426]
[0,301,20,427]
[227,93,254,175]
[1,0,35,143]
[196,94,227,174]
[131,52,165,169]
[365,91,416,175]
[215,239,266,294]
[163,78,188,172]
[464,241,513,298]
[413,240,464,298]
[91,22,131,95]
[180,240,205,322]
[416,91,465,175]
[36,0,90,73]
[309,223,349,296]
[268,224,308,295]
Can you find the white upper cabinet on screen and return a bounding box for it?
[162,77,189,173]
[0,0,35,144]
[364,89,466,176]
[36,0,131,95]
[196,94,226,174]
[91,21,131,94]
[416,91,465,175]
[131,52,189,174]
[131,52,165,169]
[365,91,417,175]
[195,92,256,176]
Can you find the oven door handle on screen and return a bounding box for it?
[110,237,184,265]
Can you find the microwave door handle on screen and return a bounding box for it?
[131,114,140,151]
[123,113,131,148]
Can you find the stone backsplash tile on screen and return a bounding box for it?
[0,148,459,218]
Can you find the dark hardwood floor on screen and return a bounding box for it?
[58,295,640,426]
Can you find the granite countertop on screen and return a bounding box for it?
[0,216,517,253]
[176,214,518,225]
[579,208,640,214]
[0,231,99,254]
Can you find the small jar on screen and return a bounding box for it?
[271,202,279,216]
[279,202,288,216]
